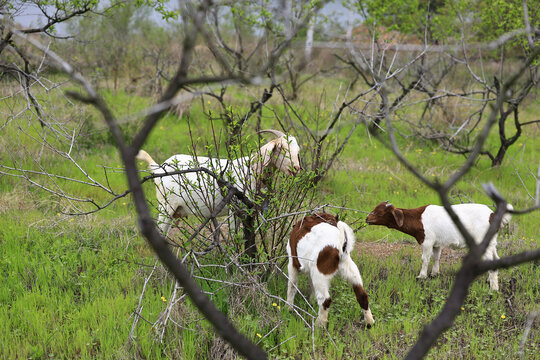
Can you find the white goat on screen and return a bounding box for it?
[366,201,513,290]
[136,130,301,237]
[287,213,375,327]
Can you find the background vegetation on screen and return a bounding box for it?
[1,0,538,358]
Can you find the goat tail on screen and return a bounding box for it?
[136,150,158,170]
[337,221,356,256]
[501,203,513,227]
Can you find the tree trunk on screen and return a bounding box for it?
[491,144,508,167]
[305,22,314,61]
[241,212,256,260]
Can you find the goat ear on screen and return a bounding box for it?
[252,141,276,174]
[392,208,404,227]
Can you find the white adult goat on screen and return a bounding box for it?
[136,130,301,237]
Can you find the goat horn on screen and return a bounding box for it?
[257,129,285,138]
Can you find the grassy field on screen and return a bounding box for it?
[0,79,539,359]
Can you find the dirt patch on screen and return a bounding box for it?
[355,241,466,264]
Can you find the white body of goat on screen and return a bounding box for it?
[287,213,374,327]
[137,131,301,237]
[366,202,513,290]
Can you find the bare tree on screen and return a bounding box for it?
[0,1,97,128]
[377,63,540,358]
[320,12,540,359]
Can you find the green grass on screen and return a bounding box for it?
[0,79,539,359]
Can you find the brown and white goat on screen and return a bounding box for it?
[287,213,374,326]
[366,201,513,290]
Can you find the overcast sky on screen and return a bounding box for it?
[10,0,361,36]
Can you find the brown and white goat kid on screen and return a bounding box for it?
[287,213,374,327]
[366,201,513,290]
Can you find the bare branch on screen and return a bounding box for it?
[522,0,536,48]
[478,248,540,272]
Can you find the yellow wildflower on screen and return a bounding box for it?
[461,307,465,311]
[256,333,262,338]
[272,303,277,307]
[501,314,506,319]
[161,296,167,302]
